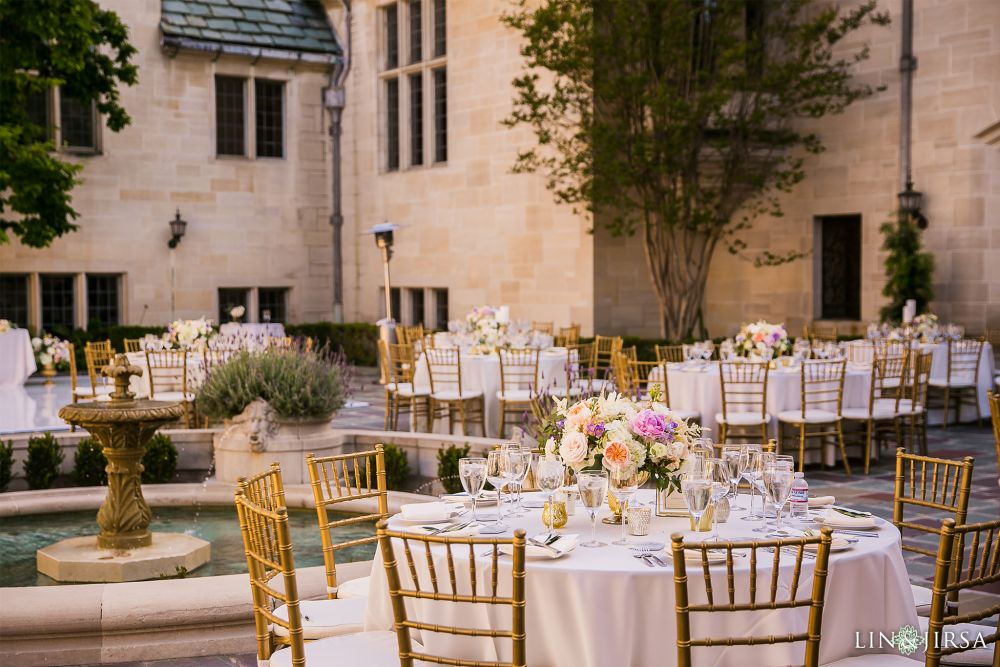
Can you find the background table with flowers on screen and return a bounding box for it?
[0,325,36,386]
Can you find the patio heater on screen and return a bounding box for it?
[365,222,401,383]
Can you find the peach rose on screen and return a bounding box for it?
[603,440,630,470]
[559,431,589,465]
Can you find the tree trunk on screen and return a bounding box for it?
[642,220,716,341]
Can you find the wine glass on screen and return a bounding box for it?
[536,458,565,534]
[501,444,527,517]
[753,454,793,532]
[721,445,744,499]
[481,450,511,535]
[608,466,639,546]
[513,448,536,516]
[681,470,712,535]
[763,462,795,535]
[458,457,487,525]
[707,458,730,541]
[741,445,763,519]
[577,470,608,548]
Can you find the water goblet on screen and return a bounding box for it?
[608,466,639,546]
[536,458,565,534]
[706,458,730,541]
[577,470,608,547]
[681,470,713,534]
[763,462,795,535]
[501,444,528,517]
[741,445,763,519]
[721,445,744,499]
[480,450,511,535]
[513,448,536,515]
[458,457,487,525]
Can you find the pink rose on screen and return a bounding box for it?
[559,431,589,465]
[630,409,668,440]
[603,441,630,470]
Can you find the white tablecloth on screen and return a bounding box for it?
[365,489,918,666]
[0,329,37,386]
[218,322,286,346]
[413,349,571,438]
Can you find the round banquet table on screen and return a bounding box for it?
[413,348,572,438]
[0,329,37,386]
[364,489,918,666]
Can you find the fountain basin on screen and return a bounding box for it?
[37,532,210,583]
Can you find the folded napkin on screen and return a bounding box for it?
[822,508,876,528]
[808,496,835,507]
[516,533,578,558]
[406,522,480,537]
[400,502,456,522]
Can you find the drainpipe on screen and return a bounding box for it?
[899,0,916,192]
[324,1,352,324]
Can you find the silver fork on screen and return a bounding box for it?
[633,553,656,567]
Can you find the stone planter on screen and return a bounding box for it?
[213,399,344,484]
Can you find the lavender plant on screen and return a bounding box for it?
[196,343,352,421]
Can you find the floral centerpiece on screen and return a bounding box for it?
[912,313,939,342]
[165,317,215,349]
[734,320,790,358]
[229,305,245,323]
[540,389,700,499]
[450,305,510,354]
[31,333,70,372]
[0,319,11,334]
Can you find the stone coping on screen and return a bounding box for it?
[0,484,432,666]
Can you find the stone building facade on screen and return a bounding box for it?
[1,0,997,338]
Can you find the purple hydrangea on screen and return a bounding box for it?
[585,421,606,437]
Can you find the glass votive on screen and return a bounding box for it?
[627,507,652,536]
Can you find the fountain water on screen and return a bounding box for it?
[37,355,210,582]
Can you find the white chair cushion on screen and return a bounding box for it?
[432,390,483,401]
[929,376,977,388]
[716,412,771,426]
[268,630,405,667]
[777,409,840,424]
[389,383,430,398]
[497,388,532,401]
[271,597,366,639]
[918,616,996,665]
[151,391,195,402]
[911,583,933,613]
[335,575,370,600]
[841,406,898,421]
[822,656,922,666]
[895,399,923,415]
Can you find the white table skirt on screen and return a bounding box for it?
[0,329,37,386]
[364,489,918,667]
[413,349,572,438]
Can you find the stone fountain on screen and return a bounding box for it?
[37,355,210,582]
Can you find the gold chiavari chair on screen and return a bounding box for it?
[804,322,838,343]
[899,351,933,456]
[923,518,999,667]
[84,340,116,393]
[776,359,849,474]
[377,519,527,667]
[873,338,912,360]
[306,447,388,600]
[122,338,143,353]
[929,338,985,428]
[145,348,195,427]
[266,336,294,351]
[655,344,686,364]
[531,320,554,335]
[670,528,834,667]
[717,360,771,444]
[203,345,238,371]
[582,335,622,393]
[893,448,975,616]
[549,341,593,399]
[385,342,431,432]
[555,324,581,347]
[235,486,400,667]
[990,391,1000,487]
[69,342,111,404]
[842,351,908,474]
[426,347,485,436]
[497,348,540,438]
[396,323,425,346]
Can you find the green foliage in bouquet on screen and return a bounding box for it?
[382,444,411,491]
[73,437,107,486]
[24,432,63,489]
[880,212,935,324]
[437,444,471,494]
[142,433,177,484]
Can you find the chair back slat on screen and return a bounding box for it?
[306,447,388,599]
[655,344,685,364]
[719,360,769,419]
[425,347,464,395]
[145,348,189,397]
[555,324,580,347]
[397,324,426,347]
[592,335,623,375]
[387,342,417,385]
[531,321,553,335]
[671,529,833,667]
[945,338,984,385]
[925,518,1000,667]
[498,348,540,396]
[893,448,974,559]
[989,391,1000,476]
[378,520,527,667]
[799,359,846,415]
[84,340,116,390]
[559,342,595,393]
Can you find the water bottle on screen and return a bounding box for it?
[789,472,809,520]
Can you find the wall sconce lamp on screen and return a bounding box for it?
[168,209,188,248]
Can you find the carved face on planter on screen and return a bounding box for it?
[236,399,278,453]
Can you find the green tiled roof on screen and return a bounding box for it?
[160,0,340,56]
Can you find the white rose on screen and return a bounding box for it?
[544,437,558,459]
[39,353,52,366]
[559,431,589,465]
[650,442,669,460]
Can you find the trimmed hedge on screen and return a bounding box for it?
[286,322,379,367]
